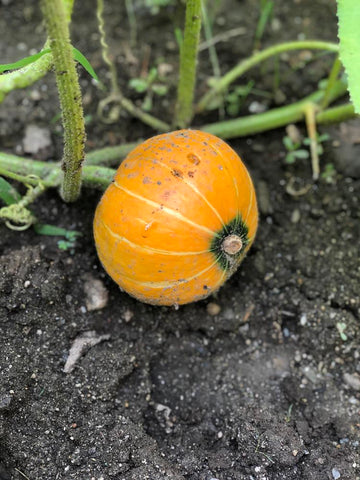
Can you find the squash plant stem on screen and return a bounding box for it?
[40,0,86,202]
[174,0,202,128]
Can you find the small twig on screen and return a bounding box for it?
[303,102,320,180]
[198,27,246,52]
[15,468,31,480]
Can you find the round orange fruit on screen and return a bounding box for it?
[93,130,258,306]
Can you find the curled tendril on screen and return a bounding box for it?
[0,174,44,230]
[97,93,122,124]
[1,204,36,230]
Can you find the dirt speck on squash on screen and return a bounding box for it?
[1,1,359,480]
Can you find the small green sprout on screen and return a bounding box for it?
[282,135,309,164]
[129,66,169,112]
[34,223,82,252]
[336,322,348,341]
[321,163,337,183]
[283,132,330,165]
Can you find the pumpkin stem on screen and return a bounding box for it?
[222,234,243,256]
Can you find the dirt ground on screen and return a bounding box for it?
[1,1,359,479]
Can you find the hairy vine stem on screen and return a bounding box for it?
[41,0,86,202]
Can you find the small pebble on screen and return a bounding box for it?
[300,313,307,326]
[0,394,12,410]
[207,302,221,316]
[332,468,341,479]
[283,328,290,338]
[248,101,267,114]
[343,372,360,391]
[123,309,134,323]
[291,209,301,224]
[83,273,109,311]
[22,124,54,160]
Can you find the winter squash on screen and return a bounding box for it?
[93,130,258,306]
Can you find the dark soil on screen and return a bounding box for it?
[1,1,359,479]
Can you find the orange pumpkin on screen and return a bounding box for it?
[93,130,258,306]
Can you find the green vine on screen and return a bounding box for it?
[174,0,202,128]
[196,40,339,112]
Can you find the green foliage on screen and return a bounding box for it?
[0,49,51,74]
[283,132,329,165]
[336,322,348,341]
[129,67,169,112]
[72,47,99,81]
[254,0,274,49]
[337,0,360,113]
[321,163,337,184]
[0,47,98,81]
[282,136,309,164]
[0,177,22,205]
[34,223,81,251]
[205,78,272,117]
[303,133,329,155]
[144,0,175,15]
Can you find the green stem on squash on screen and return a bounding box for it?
[41,0,86,202]
[0,0,74,103]
[174,0,202,128]
[196,40,340,113]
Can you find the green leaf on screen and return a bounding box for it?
[255,0,274,44]
[34,223,81,240]
[72,47,99,82]
[129,78,148,93]
[0,49,51,74]
[0,177,22,205]
[151,84,168,96]
[0,47,98,82]
[285,153,296,164]
[283,136,295,151]
[337,0,360,113]
[293,149,310,159]
[57,239,75,251]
